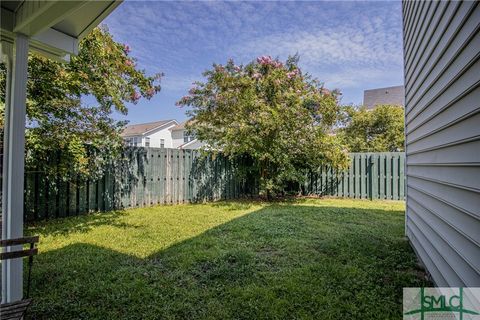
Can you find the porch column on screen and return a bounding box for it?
[1,33,29,303]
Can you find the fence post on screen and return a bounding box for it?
[368,154,378,200]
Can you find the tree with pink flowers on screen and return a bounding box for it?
[177,55,348,197]
[0,26,162,181]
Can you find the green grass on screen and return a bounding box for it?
[26,198,430,319]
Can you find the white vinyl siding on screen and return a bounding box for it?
[142,123,176,148]
[171,130,184,148]
[402,0,480,286]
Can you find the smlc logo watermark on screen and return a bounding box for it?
[404,288,480,319]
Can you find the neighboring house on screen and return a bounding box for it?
[403,1,479,287]
[170,121,206,150]
[363,85,405,109]
[121,119,206,150]
[121,120,178,148]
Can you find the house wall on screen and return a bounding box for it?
[144,123,177,148]
[402,1,480,286]
[171,130,184,148]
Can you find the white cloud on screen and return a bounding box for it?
[322,66,403,90]
[160,74,198,92]
[231,25,403,69]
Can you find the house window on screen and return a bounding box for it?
[160,139,165,148]
[124,138,133,146]
[183,131,195,143]
[125,137,144,147]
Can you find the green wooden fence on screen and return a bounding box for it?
[304,152,405,200]
[20,150,405,221]
[22,148,250,221]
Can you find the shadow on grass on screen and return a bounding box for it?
[27,204,430,320]
[27,210,132,237]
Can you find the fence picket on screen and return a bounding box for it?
[385,155,390,200]
[392,155,399,200]
[399,154,405,200]
[379,155,385,199]
[361,154,367,199]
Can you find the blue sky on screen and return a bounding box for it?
[103,1,404,124]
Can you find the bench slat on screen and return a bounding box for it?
[2,311,25,320]
[0,298,32,309]
[0,298,32,320]
[2,309,27,318]
[0,248,38,260]
[0,236,39,247]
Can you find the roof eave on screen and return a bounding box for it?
[179,139,199,148]
[142,120,178,135]
[121,120,179,137]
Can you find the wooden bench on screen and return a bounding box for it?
[0,235,39,320]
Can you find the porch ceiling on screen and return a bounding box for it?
[1,0,122,61]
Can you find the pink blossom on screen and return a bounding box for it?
[321,88,331,95]
[272,61,283,68]
[257,55,273,65]
[188,87,197,95]
[252,72,261,79]
[175,95,190,107]
[131,91,141,101]
[146,88,155,97]
[125,59,133,67]
[287,69,299,79]
[123,44,131,53]
[234,66,241,72]
[257,55,284,68]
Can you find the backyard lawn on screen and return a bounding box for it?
[26,198,429,319]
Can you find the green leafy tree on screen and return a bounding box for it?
[177,55,348,197]
[339,105,405,152]
[0,26,162,180]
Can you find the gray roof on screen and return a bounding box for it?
[170,121,187,131]
[363,85,405,109]
[121,120,176,136]
[170,120,196,131]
